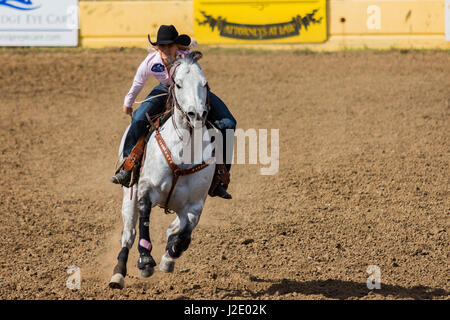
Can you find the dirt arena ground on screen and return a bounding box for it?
[0,47,448,300]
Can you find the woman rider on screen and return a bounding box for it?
[110,25,236,199]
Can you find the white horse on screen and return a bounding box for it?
[109,52,216,289]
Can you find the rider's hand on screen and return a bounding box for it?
[123,105,133,117]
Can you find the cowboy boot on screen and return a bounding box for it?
[110,133,148,187]
[110,168,132,187]
[208,165,232,200]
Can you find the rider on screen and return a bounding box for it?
[110,25,236,199]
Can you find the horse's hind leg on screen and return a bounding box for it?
[160,206,202,273]
[110,186,138,289]
[136,186,156,278]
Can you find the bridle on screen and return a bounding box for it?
[167,61,211,141]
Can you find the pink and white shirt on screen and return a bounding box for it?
[123,49,190,108]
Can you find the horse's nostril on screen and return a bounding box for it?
[202,111,208,119]
[187,112,195,119]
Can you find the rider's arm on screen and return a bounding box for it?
[123,56,152,108]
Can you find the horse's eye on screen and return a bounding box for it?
[176,83,181,89]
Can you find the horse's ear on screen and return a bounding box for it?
[189,51,203,62]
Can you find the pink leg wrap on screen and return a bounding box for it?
[139,239,152,252]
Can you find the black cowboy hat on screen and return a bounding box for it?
[148,25,191,46]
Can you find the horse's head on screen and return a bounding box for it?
[171,51,209,129]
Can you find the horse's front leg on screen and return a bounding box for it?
[160,203,203,273]
[137,184,156,278]
[109,186,138,289]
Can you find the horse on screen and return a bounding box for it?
[109,51,216,289]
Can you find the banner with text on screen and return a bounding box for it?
[0,0,78,46]
[194,0,327,44]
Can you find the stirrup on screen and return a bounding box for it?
[208,164,231,199]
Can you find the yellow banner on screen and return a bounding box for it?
[194,0,327,44]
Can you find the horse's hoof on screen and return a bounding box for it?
[137,255,156,278]
[159,252,176,273]
[109,273,125,289]
[138,266,154,278]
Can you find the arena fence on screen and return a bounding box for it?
[77,0,449,50]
